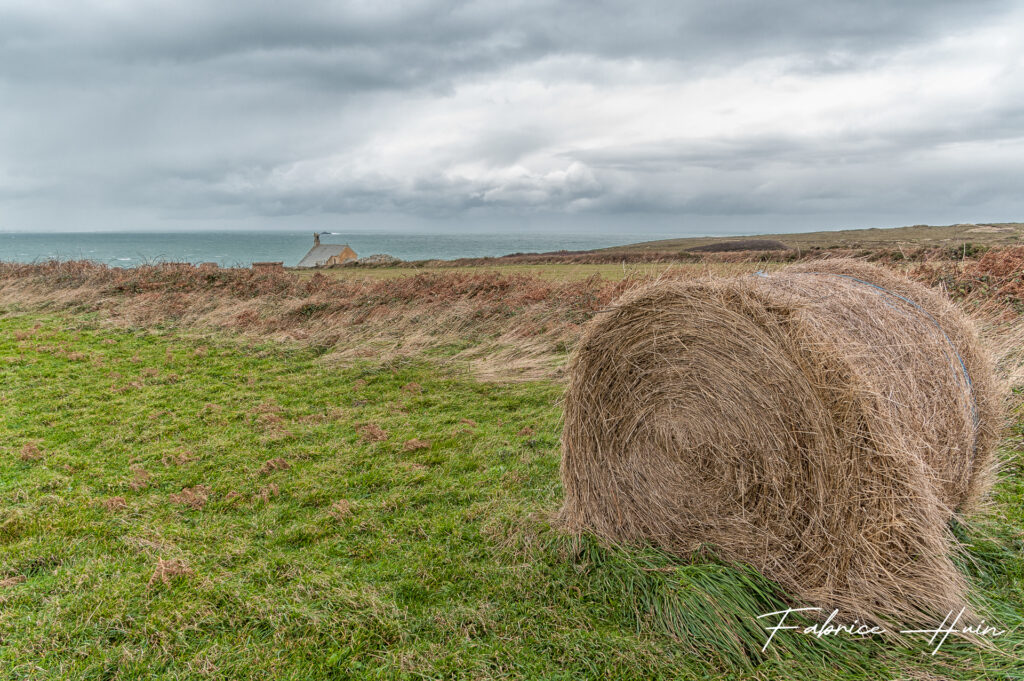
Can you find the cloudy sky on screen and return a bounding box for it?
[1,0,1022,235]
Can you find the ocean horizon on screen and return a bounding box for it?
[0,230,682,268]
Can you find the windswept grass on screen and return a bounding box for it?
[4,251,1024,385]
[292,261,784,282]
[0,261,639,382]
[2,310,1023,679]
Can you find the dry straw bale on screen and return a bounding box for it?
[560,259,1002,622]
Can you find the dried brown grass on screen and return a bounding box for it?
[560,260,1003,624]
[19,443,42,462]
[102,496,128,512]
[328,500,352,520]
[128,465,151,491]
[258,458,290,475]
[358,423,388,442]
[148,558,194,587]
[257,484,279,502]
[162,450,194,466]
[169,485,211,509]
[402,438,431,452]
[0,260,634,381]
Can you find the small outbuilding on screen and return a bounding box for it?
[296,233,358,268]
[252,261,284,272]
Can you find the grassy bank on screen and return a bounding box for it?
[290,261,780,282]
[290,222,1024,275]
[2,309,1024,679]
[603,222,1024,254]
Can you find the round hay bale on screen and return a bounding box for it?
[560,259,1002,622]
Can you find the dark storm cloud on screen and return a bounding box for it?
[3,1,1012,83]
[0,0,1022,231]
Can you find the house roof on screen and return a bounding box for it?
[296,243,355,268]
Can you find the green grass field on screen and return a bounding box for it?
[2,310,1023,679]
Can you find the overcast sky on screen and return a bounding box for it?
[1,1,1022,234]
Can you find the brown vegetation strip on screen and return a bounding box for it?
[2,251,1024,382]
[0,260,637,381]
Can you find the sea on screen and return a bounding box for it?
[0,230,680,268]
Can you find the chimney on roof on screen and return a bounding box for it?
[313,232,320,246]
